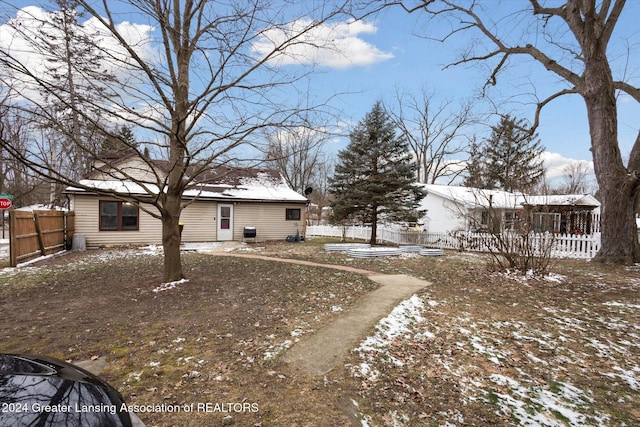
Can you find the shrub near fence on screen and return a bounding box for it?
[9,210,75,266]
[306,225,601,260]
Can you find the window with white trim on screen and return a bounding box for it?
[99,201,139,231]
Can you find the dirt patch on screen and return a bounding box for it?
[0,247,377,426]
[1,240,639,426]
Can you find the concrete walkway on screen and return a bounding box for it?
[282,274,429,375]
[214,252,431,375]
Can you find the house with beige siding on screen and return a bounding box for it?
[64,155,308,247]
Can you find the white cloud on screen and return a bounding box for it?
[0,6,155,99]
[442,151,595,187]
[83,17,157,72]
[251,18,393,69]
[541,151,594,181]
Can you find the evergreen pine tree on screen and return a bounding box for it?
[329,101,426,244]
[463,139,494,189]
[100,126,139,158]
[484,115,545,192]
[31,0,117,205]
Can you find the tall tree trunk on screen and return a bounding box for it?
[586,50,640,264]
[160,23,190,282]
[161,128,186,282]
[161,190,183,282]
[370,206,378,246]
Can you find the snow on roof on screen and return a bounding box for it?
[74,155,306,202]
[67,175,307,203]
[67,180,161,195]
[189,173,307,202]
[421,184,600,209]
[421,184,526,209]
[522,194,600,207]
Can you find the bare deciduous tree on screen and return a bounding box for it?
[307,159,334,225]
[0,0,358,281]
[3,1,117,205]
[387,88,473,184]
[0,93,45,207]
[263,126,329,195]
[559,160,593,194]
[450,189,556,275]
[395,0,640,264]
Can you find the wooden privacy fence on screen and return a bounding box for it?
[9,210,75,266]
[306,225,602,260]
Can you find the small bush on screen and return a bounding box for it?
[485,230,555,276]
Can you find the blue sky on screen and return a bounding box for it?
[305,3,640,178]
[2,1,639,185]
[282,1,639,185]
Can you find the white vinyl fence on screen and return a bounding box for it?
[306,225,602,259]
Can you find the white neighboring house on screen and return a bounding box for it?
[521,194,601,234]
[419,184,600,234]
[64,154,308,247]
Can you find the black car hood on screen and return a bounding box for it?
[0,354,132,427]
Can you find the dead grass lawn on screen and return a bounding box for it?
[1,239,638,426]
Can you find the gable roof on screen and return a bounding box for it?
[69,156,307,204]
[84,154,283,186]
[421,184,526,209]
[421,184,600,210]
[521,194,600,208]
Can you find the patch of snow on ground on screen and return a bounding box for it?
[16,253,60,267]
[399,252,420,259]
[152,278,189,293]
[263,340,293,360]
[354,295,425,371]
[1,247,152,279]
[601,365,640,391]
[0,265,49,279]
[350,291,624,426]
[486,374,608,426]
[545,273,566,283]
[496,269,566,284]
[603,301,640,310]
[0,239,9,260]
[180,242,224,252]
[355,362,379,381]
[1,243,232,279]
[468,335,505,365]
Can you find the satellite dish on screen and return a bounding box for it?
[304,187,313,195]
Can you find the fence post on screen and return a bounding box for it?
[33,212,46,256]
[9,210,16,267]
[64,211,75,250]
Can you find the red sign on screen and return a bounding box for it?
[0,198,12,210]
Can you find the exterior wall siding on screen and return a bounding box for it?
[91,157,158,182]
[232,203,306,242]
[72,196,163,247]
[180,202,217,242]
[71,195,306,246]
[72,196,218,247]
[421,193,468,233]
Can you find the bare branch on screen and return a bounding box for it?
[530,0,566,18]
[627,130,640,172]
[387,87,474,184]
[427,2,585,91]
[530,88,579,133]
[601,0,626,46]
[614,80,640,103]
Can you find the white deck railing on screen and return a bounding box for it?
[306,225,602,259]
